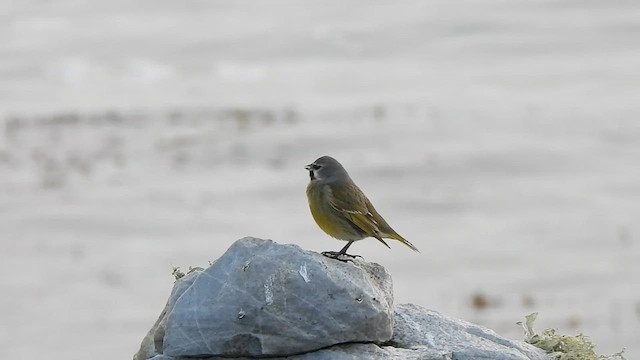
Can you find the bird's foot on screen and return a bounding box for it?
[321,251,363,262]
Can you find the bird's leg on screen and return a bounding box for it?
[322,241,362,262]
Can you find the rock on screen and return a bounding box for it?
[136,237,394,359]
[390,303,549,360]
[148,343,444,360]
[135,237,549,360]
[134,271,202,360]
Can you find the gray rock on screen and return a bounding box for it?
[142,237,394,359]
[135,271,202,360]
[135,237,550,360]
[151,343,445,360]
[390,303,550,360]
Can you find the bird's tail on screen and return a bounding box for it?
[389,233,420,253]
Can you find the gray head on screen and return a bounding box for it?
[305,156,350,181]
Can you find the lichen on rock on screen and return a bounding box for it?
[519,312,626,360]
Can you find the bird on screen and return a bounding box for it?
[305,155,419,260]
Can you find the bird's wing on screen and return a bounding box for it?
[327,183,390,248]
[327,182,419,253]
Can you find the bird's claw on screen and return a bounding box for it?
[321,251,363,262]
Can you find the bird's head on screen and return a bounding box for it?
[305,156,349,182]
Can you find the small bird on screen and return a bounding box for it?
[305,156,419,260]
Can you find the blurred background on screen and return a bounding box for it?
[1,0,639,359]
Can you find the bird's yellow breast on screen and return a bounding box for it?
[306,183,332,230]
[306,182,349,239]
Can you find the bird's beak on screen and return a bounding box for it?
[305,163,316,180]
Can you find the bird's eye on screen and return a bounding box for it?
[312,164,322,170]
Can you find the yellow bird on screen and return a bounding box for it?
[305,156,419,260]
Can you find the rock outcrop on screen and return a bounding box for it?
[134,237,549,360]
